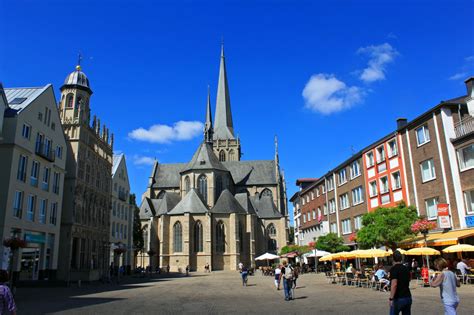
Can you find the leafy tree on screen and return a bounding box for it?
[279,244,312,256]
[288,226,295,244]
[130,194,144,257]
[316,233,350,253]
[356,202,418,250]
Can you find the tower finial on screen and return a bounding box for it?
[221,37,225,57]
[76,52,83,71]
[204,85,213,143]
[274,135,279,165]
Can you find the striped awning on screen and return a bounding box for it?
[399,228,474,248]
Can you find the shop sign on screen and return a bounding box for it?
[437,204,451,229]
[466,216,474,228]
[24,233,45,244]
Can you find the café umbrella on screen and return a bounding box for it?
[442,244,474,259]
[255,252,280,266]
[405,247,440,276]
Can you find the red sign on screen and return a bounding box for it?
[437,204,449,216]
[437,204,451,229]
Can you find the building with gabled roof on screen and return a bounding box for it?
[139,47,288,271]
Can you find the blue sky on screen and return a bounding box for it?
[2,1,473,215]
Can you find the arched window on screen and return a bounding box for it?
[219,150,226,162]
[215,175,223,200]
[157,190,166,199]
[198,175,208,203]
[184,176,191,193]
[228,150,235,161]
[216,221,225,252]
[66,94,74,108]
[260,188,273,199]
[239,222,244,253]
[194,221,203,252]
[267,223,277,237]
[142,225,149,250]
[173,222,182,252]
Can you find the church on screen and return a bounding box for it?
[139,46,288,271]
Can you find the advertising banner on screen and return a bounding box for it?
[437,204,451,229]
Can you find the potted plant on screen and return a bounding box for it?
[411,218,437,246]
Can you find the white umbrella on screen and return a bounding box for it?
[255,252,280,260]
[314,250,331,257]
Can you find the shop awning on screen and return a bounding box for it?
[399,228,474,248]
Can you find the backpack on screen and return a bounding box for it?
[283,266,294,280]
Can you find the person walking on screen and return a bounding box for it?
[241,266,248,286]
[274,265,282,290]
[281,261,294,301]
[431,258,460,315]
[0,270,16,315]
[389,250,412,315]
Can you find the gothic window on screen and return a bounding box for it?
[267,223,277,237]
[198,175,208,203]
[157,190,166,199]
[216,221,225,252]
[239,222,244,253]
[260,188,273,199]
[228,150,235,161]
[185,176,191,193]
[219,150,226,162]
[194,221,203,252]
[215,175,223,200]
[142,225,149,250]
[66,94,74,108]
[173,221,182,252]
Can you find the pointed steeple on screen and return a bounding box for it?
[204,86,213,143]
[214,43,235,140]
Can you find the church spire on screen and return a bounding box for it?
[204,86,213,143]
[214,43,235,140]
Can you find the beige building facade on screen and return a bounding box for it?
[0,84,67,281]
[57,64,114,282]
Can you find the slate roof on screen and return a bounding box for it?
[167,189,209,215]
[4,85,51,116]
[223,160,277,185]
[182,142,227,172]
[139,198,155,219]
[112,154,123,176]
[250,195,282,219]
[151,163,186,189]
[211,190,247,214]
[153,192,181,216]
[235,193,257,215]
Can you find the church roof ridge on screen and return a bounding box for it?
[211,189,247,214]
[182,141,228,173]
[167,188,209,215]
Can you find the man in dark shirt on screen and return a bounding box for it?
[389,250,412,315]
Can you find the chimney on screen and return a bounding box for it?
[465,77,474,116]
[397,118,408,130]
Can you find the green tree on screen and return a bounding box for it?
[315,233,350,253]
[279,244,312,256]
[288,226,295,244]
[356,202,418,250]
[130,194,144,257]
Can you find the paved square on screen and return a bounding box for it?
[16,272,474,314]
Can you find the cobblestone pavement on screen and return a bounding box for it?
[16,272,474,314]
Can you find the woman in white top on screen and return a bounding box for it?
[431,258,460,315]
[274,265,282,290]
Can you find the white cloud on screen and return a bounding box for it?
[132,155,156,166]
[358,43,398,83]
[448,56,474,81]
[302,74,364,115]
[128,121,204,144]
[449,72,468,81]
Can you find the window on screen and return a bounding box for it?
[261,189,273,199]
[198,175,208,203]
[425,197,438,219]
[13,191,23,218]
[306,195,309,203]
[369,181,378,197]
[173,221,183,252]
[114,183,117,191]
[311,191,314,200]
[53,172,60,194]
[124,225,127,239]
[42,167,50,191]
[323,204,328,215]
[464,190,474,214]
[56,146,63,159]
[112,222,115,237]
[184,176,191,193]
[376,145,386,163]
[379,176,389,194]
[420,159,436,182]
[216,221,225,252]
[49,202,58,225]
[219,150,226,162]
[267,223,277,237]
[329,199,336,213]
[194,221,203,252]
[10,97,27,105]
[352,186,364,205]
[416,125,430,146]
[317,207,322,220]
[342,219,352,235]
[327,177,334,191]
[391,171,401,190]
[228,150,235,161]
[388,139,398,157]
[322,186,326,194]
[30,160,40,187]
[316,188,320,197]
[338,169,347,185]
[350,161,361,179]
[330,222,337,233]
[312,209,316,220]
[26,194,36,221]
[66,94,74,108]
[457,144,474,171]
[17,155,28,182]
[112,201,116,216]
[22,124,31,139]
[301,198,305,206]
[366,152,375,167]
[303,213,306,223]
[339,193,349,210]
[39,199,47,223]
[354,216,363,231]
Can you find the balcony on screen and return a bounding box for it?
[35,142,55,162]
[454,115,474,140]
